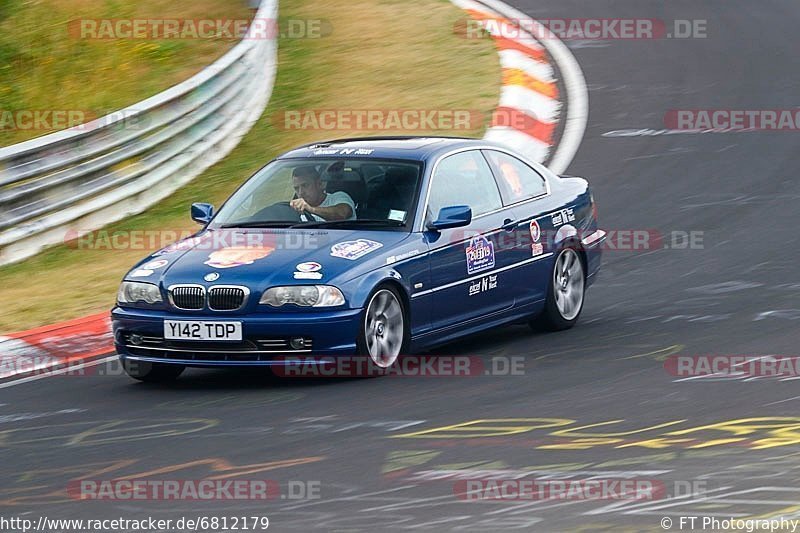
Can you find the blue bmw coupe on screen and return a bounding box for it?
[112,137,605,381]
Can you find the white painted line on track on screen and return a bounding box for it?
[0,355,118,389]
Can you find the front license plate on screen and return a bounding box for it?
[164,320,242,341]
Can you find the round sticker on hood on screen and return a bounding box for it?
[296,262,322,272]
[142,259,169,270]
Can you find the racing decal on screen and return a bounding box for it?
[296,262,322,272]
[466,235,495,275]
[530,220,541,242]
[386,249,421,265]
[551,207,575,226]
[294,262,323,280]
[338,148,375,155]
[130,269,153,278]
[330,239,383,260]
[142,259,168,270]
[469,274,498,296]
[294,272,323,280]
[204,246,275,269]
[530,220,544,256]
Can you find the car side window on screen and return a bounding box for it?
[427,151,503,220]
[483,150,548,204]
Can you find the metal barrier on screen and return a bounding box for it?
[0,0,278,266]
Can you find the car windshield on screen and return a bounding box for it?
[211,158,423,230]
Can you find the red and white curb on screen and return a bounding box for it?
[0,312,113,382]
[451,0,588,173]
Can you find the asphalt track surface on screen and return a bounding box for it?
[3,2,800,531]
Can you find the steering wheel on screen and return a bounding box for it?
[287,197,319,221]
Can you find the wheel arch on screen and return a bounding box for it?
[553,225,587,279]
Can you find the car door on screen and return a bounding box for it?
[423,149,517,330]
[483,149,554,307]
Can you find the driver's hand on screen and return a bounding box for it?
[290,198,311,213]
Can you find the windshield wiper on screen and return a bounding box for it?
[290,219,406,229]
[219,220,297,228]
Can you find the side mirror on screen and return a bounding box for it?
[427,205,472,231]
[191,203,214,225]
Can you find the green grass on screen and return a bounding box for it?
[0,0,251,146]
[0,0,500,332]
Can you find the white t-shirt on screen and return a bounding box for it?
[309,191,356,221]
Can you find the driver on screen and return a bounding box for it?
[290,165,356,221]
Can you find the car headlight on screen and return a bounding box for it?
[260,285,345,307]
[117,281,163,305]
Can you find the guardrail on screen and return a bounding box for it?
[0,0,278,266]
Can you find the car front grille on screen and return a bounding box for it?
[119,332,313,362]
[168,285,249,311]
[208,286,248,311]
[170,285,205,310]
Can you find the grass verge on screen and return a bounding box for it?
[0,0,251,146]
[0,0,499,332]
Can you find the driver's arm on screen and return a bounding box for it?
[308,202,352,221]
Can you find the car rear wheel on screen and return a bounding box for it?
[359,286,407,370]
[532,246,585,331]
[122,359,185,382]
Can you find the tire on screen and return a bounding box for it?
[531,246,586,331]
[122,359,185,382]
[357,285,408,373]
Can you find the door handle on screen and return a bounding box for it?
[502,218,517,231]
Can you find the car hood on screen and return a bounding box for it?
[125,228,412,288]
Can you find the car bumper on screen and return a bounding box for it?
[581,229,605,286]
[112,306,362,367]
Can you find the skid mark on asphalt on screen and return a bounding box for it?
[0,456,326,507]
[0,418,218,448]
[618,344,684,361]
[390,416,800,451]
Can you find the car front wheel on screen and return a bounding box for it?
[359,286,407,370]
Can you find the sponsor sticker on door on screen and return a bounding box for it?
[466,235,495,275]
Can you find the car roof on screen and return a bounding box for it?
[276,136,504,162]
